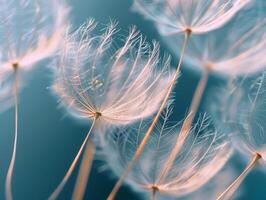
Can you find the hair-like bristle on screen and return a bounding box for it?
[0,0,69,112]
[162,1,266,76]
[52,19,174,127]
[98,105,232,197]
[132,0,251,35]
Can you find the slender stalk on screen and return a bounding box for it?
[71,141,96,200]
[158,67,210,181]
[180,68,210,135]
[107,31,191,200]
[216,153,261,200]
[48,117,97,200]
[150,186,158,200]
[5,70,19,200]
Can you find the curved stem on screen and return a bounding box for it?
[216,153,261,200]
[71,141,96,200]
[158,68,209,181]
[5,72,19,200]
[107,31,191,200]
[48,117,97,200]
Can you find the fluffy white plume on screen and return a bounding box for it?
[99,105,232,198]
[0,0,69,111]
[132,0,250,35]
[164,2,266,76]
[53,19,174,127]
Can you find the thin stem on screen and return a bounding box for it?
[71,141,96,200]
[181,68,210,133]
[216,153,261,200]
[48,117,97,200]
[5,71,19,200]
[158,67,210,181]
[150,187,158,200]
[107,31,191,200]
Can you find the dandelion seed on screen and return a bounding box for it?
[0,0,69,88]
[156,164,241,200]
[132,0,250,36]
[208,71,266,200]
[100,106,232,200]
[50,19,174,200]
[0,0,69,200]
[165,1,266,76]
[185,166,241,200]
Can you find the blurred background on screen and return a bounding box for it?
[0,0,266,199]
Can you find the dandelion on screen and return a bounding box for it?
[107,1,248,196]
[209,72,266,199]
[101,106,232,200]
[0,0,69,199]
[132,0,250,36]
[181,166,241,200]
[164,1,266,77]
[155,164,241,200]
[50,19,174,200]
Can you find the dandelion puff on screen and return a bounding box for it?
[100,104,232,200]
[185,166,241,200]
[53,19,173,126]
[0,0,69,80]
[165,1,266,77]
[50,19,174,200]
[0,0,69,200]
[0,0,69,112]
[132,0,250,36]
[156,164,241,200]
[207,71,266,200]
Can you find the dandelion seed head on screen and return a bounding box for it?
[157,163,241,200]
[53,20,174,126]
[0,0,69,70]
[98,105,232,197]
[233,73,266,163]
[132,0,250,35]
[164,2,266,76]
[210,71,266,166]
[0,0,69,112]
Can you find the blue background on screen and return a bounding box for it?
[0,0,266,199]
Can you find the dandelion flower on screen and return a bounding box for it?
[53,20,173,126]
[165,2,266,76]
[132,0,250,36]
[158,164,241,200]
[0,0,69,92]
[209,72,266,199]
[101,107,232,200]
[0,0,69,200]
[50,19,174,200]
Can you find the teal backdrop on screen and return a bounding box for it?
[0,0,265,199]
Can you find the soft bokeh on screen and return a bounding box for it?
[0,0,266,199]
